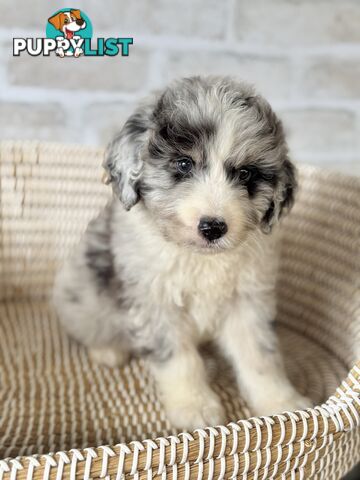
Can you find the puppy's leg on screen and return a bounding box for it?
[89,345,129,368]
[53,230,129,366]
[150,342,225,430]
[74,47,84,58]
[219,296,311,416]
[55,48,65,57]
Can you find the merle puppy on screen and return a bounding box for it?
[54,76,310,429]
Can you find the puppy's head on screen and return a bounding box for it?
[48,10,86,39]
[104,76,297,253]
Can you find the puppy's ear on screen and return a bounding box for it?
[261,158,297,234]
[103,105,152,210]
[48,12,63,31]
[71,9,81,19]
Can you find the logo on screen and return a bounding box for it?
[13,8,133,58]
[46,8,92,57]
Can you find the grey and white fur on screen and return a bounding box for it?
[53,76,311,430]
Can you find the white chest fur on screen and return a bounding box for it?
[112,205,278,342]
[153,250,240,339]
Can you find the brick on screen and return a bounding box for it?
[280,109,357,154]
[2,0,46,29]
[160,51,292,101]
[4,0,226,40]
[8,48,149,93]
[233,0,360,46]
[85,102,136,144]
[80,0,226,39]
[299,58,360,100]
[2,0,94,30]
[0,102,72,142]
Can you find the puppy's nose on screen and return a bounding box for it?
[198,217,228,242]
[76,19,84,25]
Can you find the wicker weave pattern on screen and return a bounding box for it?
[0,141,359,480]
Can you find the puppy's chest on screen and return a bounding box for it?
[151,255,241,337]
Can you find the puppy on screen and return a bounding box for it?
[48,9,86,57]
[53,76,310,430]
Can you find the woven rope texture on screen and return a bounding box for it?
[0,141,359,479]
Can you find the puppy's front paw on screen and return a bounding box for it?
[251,391,313,417]
[74,48,84,58]
[251,392,312,417]
[89,346,129,367]
[284,393,313,412]
[165,390,225,430]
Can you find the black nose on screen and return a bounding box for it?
[198,217,228,242]
[76,19,84,26]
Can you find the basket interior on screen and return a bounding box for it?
[0,141,359,458]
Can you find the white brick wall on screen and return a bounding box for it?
[1,0,360,175]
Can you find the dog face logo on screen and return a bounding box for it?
[48,10,86,40]
[46,8,92,57]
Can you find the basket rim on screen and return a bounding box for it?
[0,362,358,480]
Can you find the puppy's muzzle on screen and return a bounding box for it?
[198,217,228,242]
[76,19,85,26]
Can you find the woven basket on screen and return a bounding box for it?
[0,141,359,480]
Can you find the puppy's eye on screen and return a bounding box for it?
[238,168,252,182]
[226,165,254,186]
[176,157,193,176]
[64,18,69,24]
